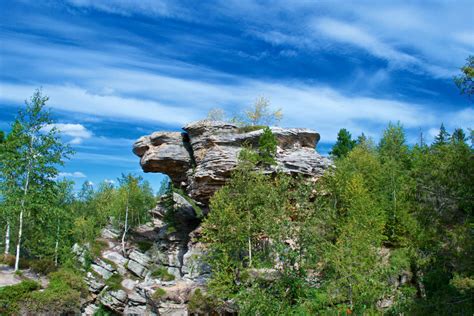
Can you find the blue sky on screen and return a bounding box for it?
[0,0,473,192]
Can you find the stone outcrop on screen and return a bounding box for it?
[133,120,331,202]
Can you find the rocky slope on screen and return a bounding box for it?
[77,121,332,315]
[77,192,209,315]
[133,120,332,203]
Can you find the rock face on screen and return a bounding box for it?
[133,120,331,202]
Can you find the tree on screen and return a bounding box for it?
[454,55,474,98]
[433,123,450,146]
[206,108,226,121]
[258,127,278,165]
[244,96,282,126]
[0,90,72,270]
[323,174,386,312]
[451,128,467,144]
[330,128,356,158]
[114,174,155,254]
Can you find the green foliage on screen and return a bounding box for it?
[330,128,356,158]
[29,258,57,275]
[454,55,474,98]
[237,125,266,133]
[433,123,450,146]
[151,288,167,301]
[105,273,123,291]
[150,266,176,281]
[137,240,154,253]
[202,121,473,314]
[258,126,278,165]
[187,288,218,314]
[0,280,39,314]
[17,268,87,314]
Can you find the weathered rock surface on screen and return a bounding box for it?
[133,120,331,202]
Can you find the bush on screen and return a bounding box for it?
[0,254,16,266]
[22,268,87,314]
[152,288,166,302]
[105,273,123,291]
[188,288,217,314]
[30,258,57,275]
[137,240,153,253]
[151,266,175,281]
[0,280,39,314]
[237,125,266,133]
[91,240,109,258]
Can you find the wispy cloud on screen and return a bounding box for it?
[57,171,87,178]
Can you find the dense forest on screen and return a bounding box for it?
[0,57,472,314]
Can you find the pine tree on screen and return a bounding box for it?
[258,127,277,165]
[330,128,356,158]
[433,123,450,146]
[451,128,466,144]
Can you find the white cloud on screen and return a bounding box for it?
[58,171,87,178]
[43,123,93,144]
[104,179,115,184]
[313,18,418,66]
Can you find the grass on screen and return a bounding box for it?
[151,288,166,302]
[137,240,154,253]
[237,125,266,133]
[150,266,175,281]
[172,187,203,218]
[91,240,109,258]
[105,273,123,291]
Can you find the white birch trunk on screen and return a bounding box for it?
[54,221,60,266]
[4,222,10,255]
[121,196,129,255]
[14,145,31,272]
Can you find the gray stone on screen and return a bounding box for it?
[82,304,99,315]
[128,290,147,304]
[133,120,331,202]
[158,302,188,316]
[91,263,113,280]
[129,250,152,267]
[100,289,128,312]
[102,250,128,275]
[127,259,149,278]
[124,304,148,315]
[84,272,106,293]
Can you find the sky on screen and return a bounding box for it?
[0,0,473,192]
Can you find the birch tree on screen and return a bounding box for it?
[114,174,155,254]
[0,90,71,270]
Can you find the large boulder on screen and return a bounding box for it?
[133,120,331,202]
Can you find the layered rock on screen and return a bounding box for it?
[133,120,331,202]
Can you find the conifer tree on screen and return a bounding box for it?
[433,123,450,146]
[330,128,356,158]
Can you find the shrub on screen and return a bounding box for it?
[151,266,175,281]
[91,240,109,258]
[105,273,123,291]
[188,288,217,314]
[0,254,16,266]
[152,288,166,302]
[0,280,39,314]
[22,268,87,314]
[137,240,153,253]
[30,258,57,275]
[237,125,266,133]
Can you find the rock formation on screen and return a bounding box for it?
[133,120,332,203]
[77,121,332,315]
